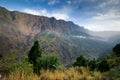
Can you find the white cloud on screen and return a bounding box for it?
[86,1,120,31]
[92,9,120,20]
[99,0,119,8]
[23,8,69,20]
[76,8,120,31]
[50,13,69,20]
[83,19,120,31]
[67,1,72,4]
[23,9,41,15]
[48,0,59,5]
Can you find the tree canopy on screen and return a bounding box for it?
[73,55,87,67]
[97,59,110,72]
[113,43,120,56]
[28,40,42,64]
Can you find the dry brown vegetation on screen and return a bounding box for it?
[2,67,104,80]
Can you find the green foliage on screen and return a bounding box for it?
[0,7,12,20]
[104,65,120,79]
[33,54,60,74]
[107,56,120,68]
[0,50,18,68]
[113,43,120,56]
[73,55,87,67]
[0,54,2,60]
[88,58,98,71]
[97,59,110,72]
[11,56,33,74]
[28,40,42,64]
[73,55,110,72]
[28,40,61,74]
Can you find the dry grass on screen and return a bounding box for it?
[3,67,104,80]
[3,71,39,80]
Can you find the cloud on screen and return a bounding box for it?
[50,13,69,20]
[77,7,120,31]
[98,0,120,8]
[48,0,59,5]
[92,9,120,20]
[84,20,120,31]
[83,11,120,31]
[67,1,72,4]
[83,0,120,31]
[23,8,69,20]
[23,9,41,15]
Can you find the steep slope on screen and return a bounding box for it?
[0,6,111,65]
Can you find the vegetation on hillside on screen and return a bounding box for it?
[1,41,120,80]
[113,43,120,56]
[28,40,60,74]
[73,55,110,72]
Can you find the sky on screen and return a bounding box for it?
[0,0,120,31]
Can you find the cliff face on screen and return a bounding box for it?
[0,7,111,65]
[0,6,88,35]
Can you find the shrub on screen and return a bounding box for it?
[0,54,2,59]
[97,59,110,72]
[88,58,98,71]
[33,54,60,74]
[11,56,33,74]
[0,50,18,68]
[73,55,87,67]
[113,43,120,56]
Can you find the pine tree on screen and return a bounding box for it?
[28,40,42,64]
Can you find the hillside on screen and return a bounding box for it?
[0,6,111,65]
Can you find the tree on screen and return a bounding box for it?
[28,40,42,64]
[88,58,97,71]
[113,43,120,56]
[0,54,2,60]
[97,59,110,72]
[73,55,87,67]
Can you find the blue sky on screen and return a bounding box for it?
[0,0,120,31]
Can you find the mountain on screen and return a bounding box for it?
[0,6,111,65]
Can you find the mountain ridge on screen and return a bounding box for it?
[0,6,112,65]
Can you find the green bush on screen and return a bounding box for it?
[113,43,120,56]
[73,55,87,67]
[88,58,98,71]
[33,54,60,74]
[0,54,3,59]
[0,50,18,67]
[11,56,33,74]
[97,59,110,72]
